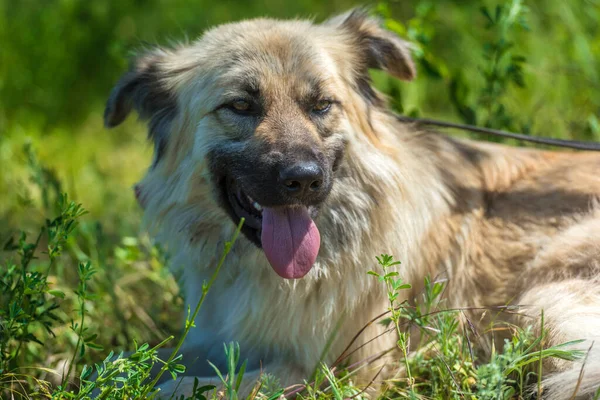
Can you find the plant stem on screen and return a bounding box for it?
[385,279,413,390]
[62,289,86,389]
[537,309,545,398]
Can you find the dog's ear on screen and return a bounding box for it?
[329,9,416,81]
[104,50,175,127]
[104,49,176,162]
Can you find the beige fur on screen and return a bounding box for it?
[105,10,600,399]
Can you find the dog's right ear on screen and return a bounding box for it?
[104,50,175,128]
[104,49,177,162]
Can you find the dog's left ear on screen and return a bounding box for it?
[328,9,416,81]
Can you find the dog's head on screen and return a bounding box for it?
[105,9,415,279]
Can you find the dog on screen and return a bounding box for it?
[104,9,600,399]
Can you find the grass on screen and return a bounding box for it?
[1,0,599,399]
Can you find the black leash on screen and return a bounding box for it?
[397,116,600,151]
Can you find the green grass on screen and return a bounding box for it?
[1,0,599,399]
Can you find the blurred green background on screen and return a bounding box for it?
[0,0,599,387]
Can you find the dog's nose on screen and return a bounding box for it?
[279,161,324,197]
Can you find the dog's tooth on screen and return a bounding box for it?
[253,202,262,211]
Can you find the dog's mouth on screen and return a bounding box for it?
[226,177,264,239]
[224,177,321,279]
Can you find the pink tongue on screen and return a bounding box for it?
[261,206,320,279]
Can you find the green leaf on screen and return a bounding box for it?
[321,364,342,400]
[207,360,226,384]
[195,384,216,395]
[171,362,186,374]
[266,389,285,400]
[85,342,104,351]
[235,359,247,391]
[84,333,98,343]
[80,365,93,380]
[432,282,444,297]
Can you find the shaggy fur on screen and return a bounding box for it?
[105,9,600,399]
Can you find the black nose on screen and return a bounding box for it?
[279,161,324,197]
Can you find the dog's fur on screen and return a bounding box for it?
[105,10,600,399]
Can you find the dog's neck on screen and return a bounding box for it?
[333,110,552,291]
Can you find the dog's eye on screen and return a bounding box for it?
[229,100,251,113]
[312,100,332,114]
